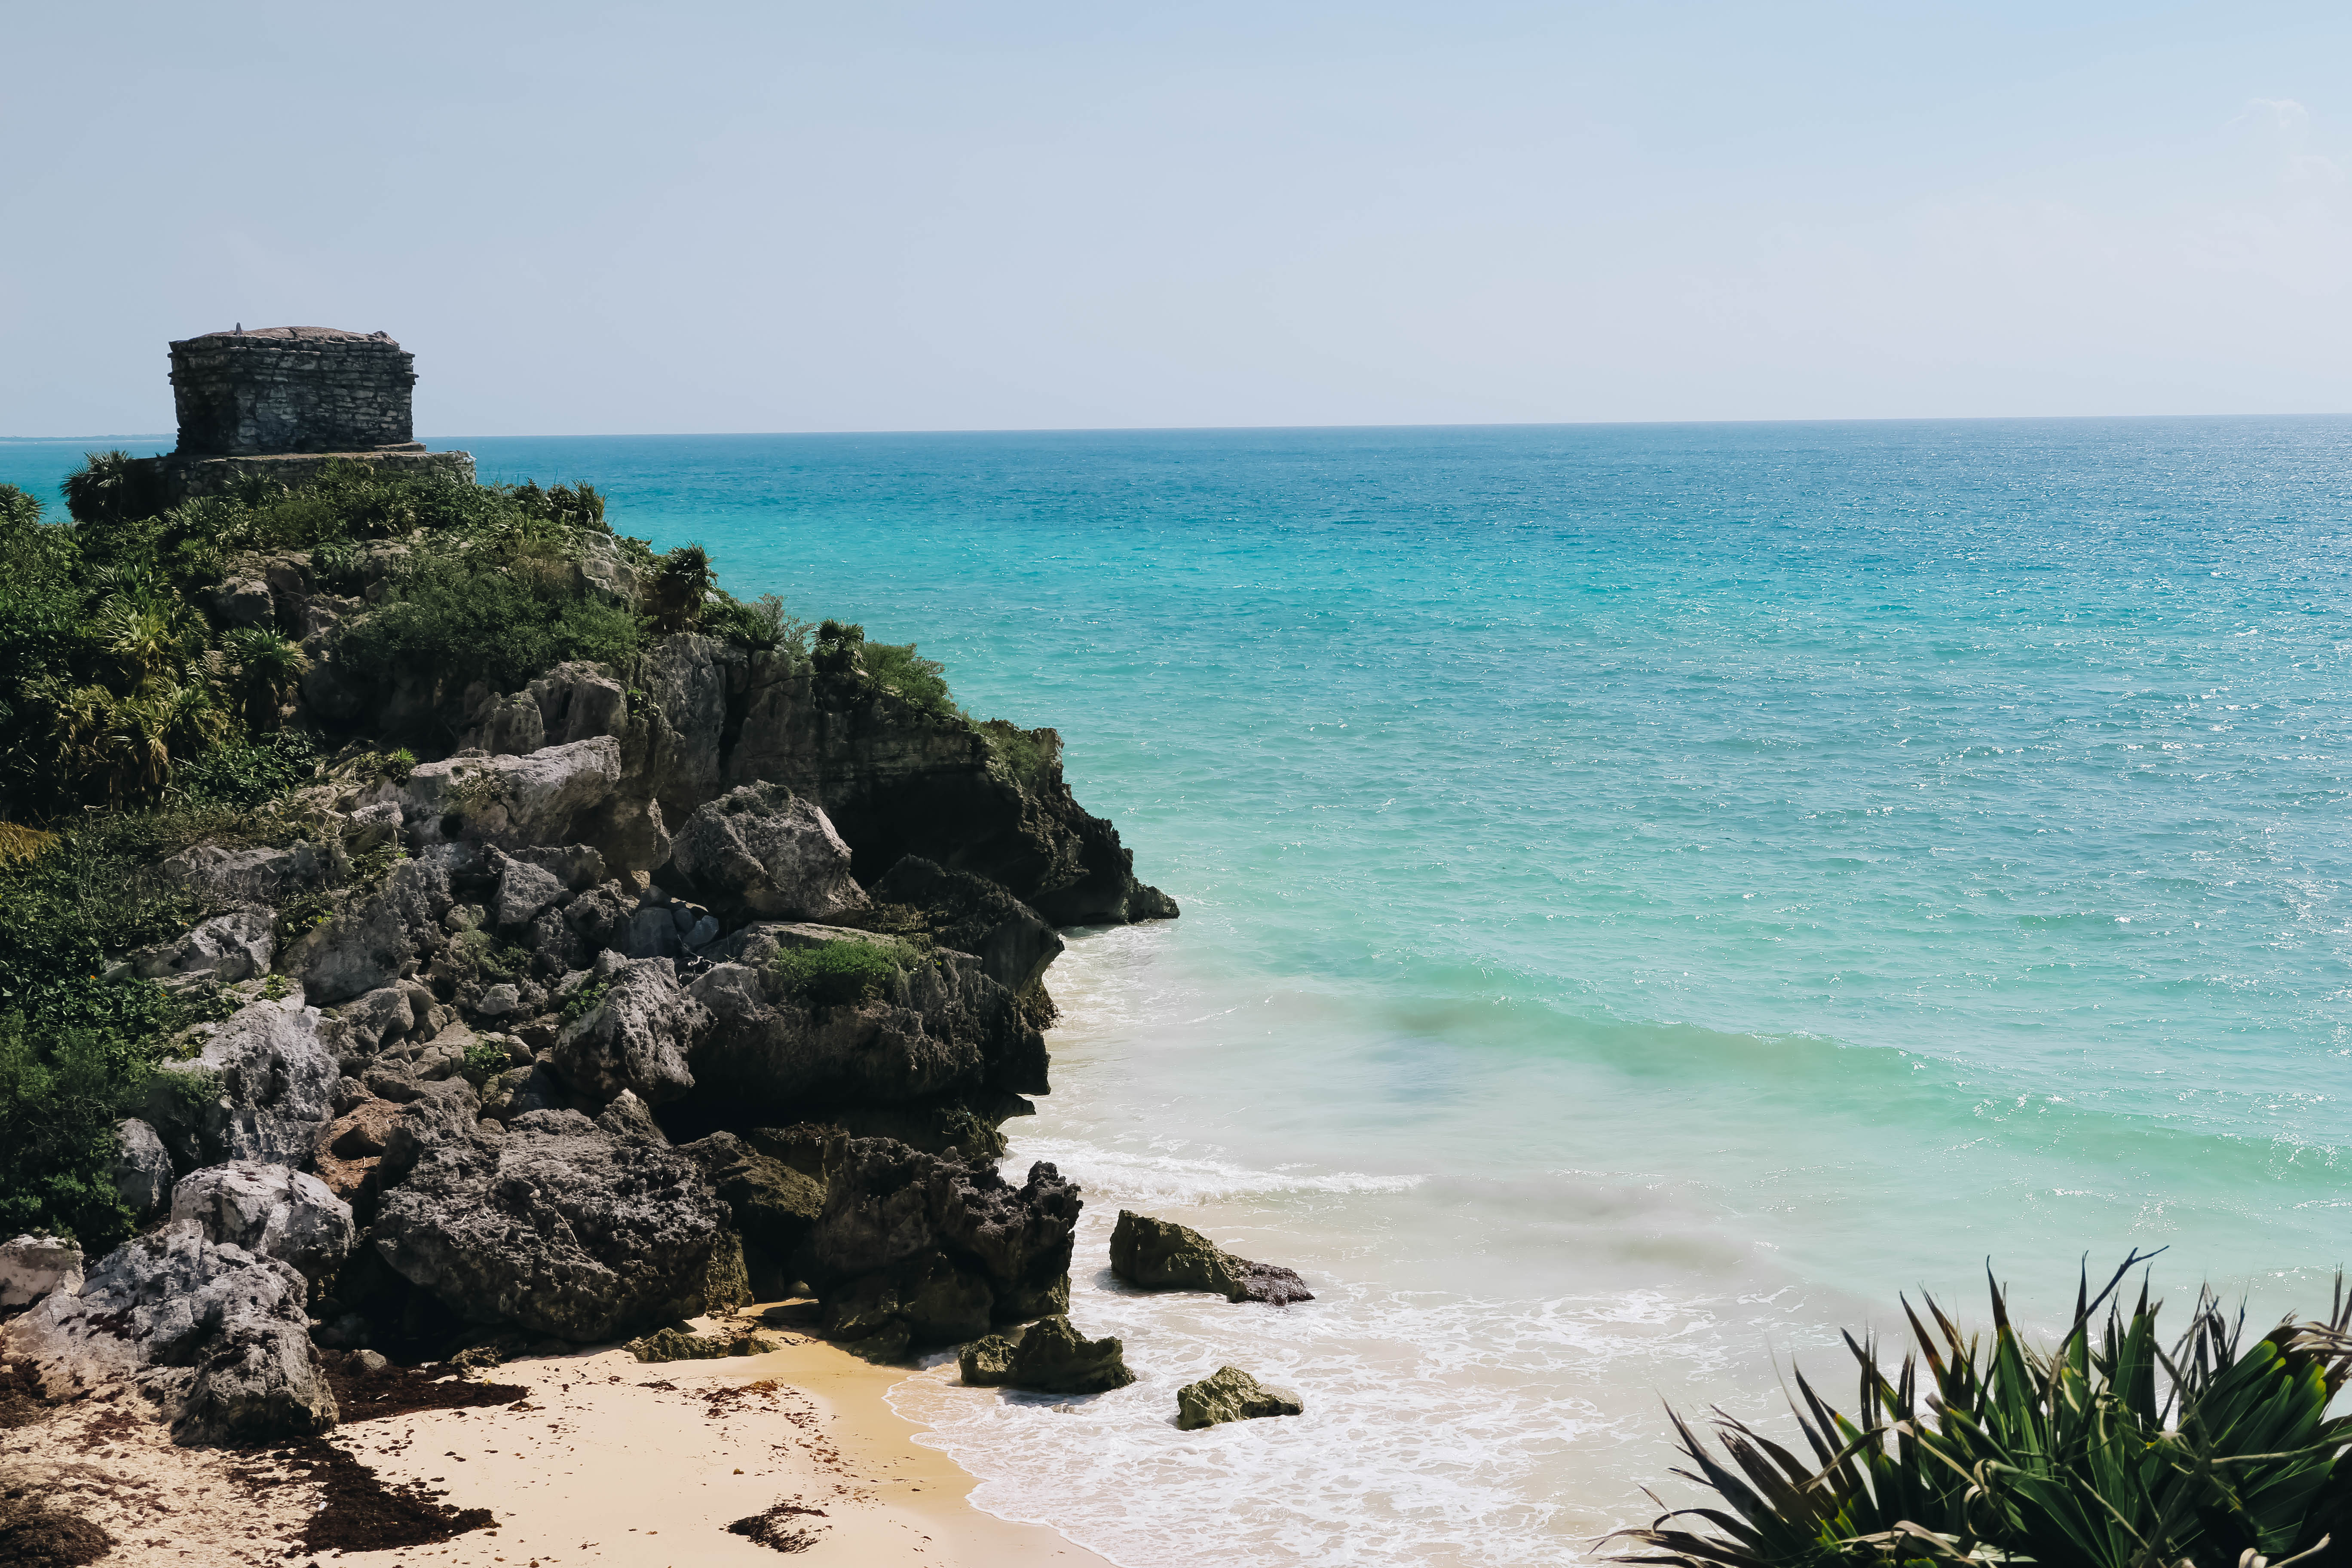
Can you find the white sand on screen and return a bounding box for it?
[0,1314,1112,1568]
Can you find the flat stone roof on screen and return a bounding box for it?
[174,326,400,346]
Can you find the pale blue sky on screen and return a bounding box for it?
[3,2,2346,433]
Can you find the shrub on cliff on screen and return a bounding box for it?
[337,540,645,697]
[1611,1257,2352,1568]
[811,620,959,721]
[0,813,229,1246]
[771,939,908,1011]
[703,591,811,658]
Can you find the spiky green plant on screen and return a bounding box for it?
[649,543,714,631]
[1611,1257,2352,1568]
[215,626,311,732]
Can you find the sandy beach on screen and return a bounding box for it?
[0,1310,1112,1568]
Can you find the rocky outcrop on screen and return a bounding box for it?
[168,1161,355,1284]
[311,1097,402,1218]
[1109,1211,1313,1305]
[1175,1366,1304,1430]
[147,995,339,1171]
[550,956,708,1106]
[129,908,275,983]
[588,631,1177,925]
[687,926,1047,1121]
[110,1118,174,1218]
[680,1132,824,1294]
[162,840,335,906]
[7,1221,334,1444]
[370,1106,732,1342]
[0,1235,82,1310]
[371,737,627,856]
[871,856,1063,993]
[287,848,462,1004]
[957,1315,1135,1394]
[808,1137,1078,1358]
[666,782,868,922]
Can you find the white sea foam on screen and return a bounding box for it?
[1008,1138,1427,1204]
[891,1196,1835,1568]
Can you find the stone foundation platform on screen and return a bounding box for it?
[128,446,476,506]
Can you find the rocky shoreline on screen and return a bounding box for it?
[0,463,1314,1562]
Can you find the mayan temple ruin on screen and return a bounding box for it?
[130,326,473,502]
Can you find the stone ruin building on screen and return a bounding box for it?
[130,326,473,503]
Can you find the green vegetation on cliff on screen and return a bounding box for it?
[0,455,993,1245]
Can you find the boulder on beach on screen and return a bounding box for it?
[625,1326,777,1362]
[1174,1365,1304,1430]
[1109,1210,1313,1305]
[958,1314,1135,1394]
[0,1234,83,1310]
[370,1105,733,1342]
[8,1220,336,1446]
[808,1136,1080,1357]
[168,1160,356,1284]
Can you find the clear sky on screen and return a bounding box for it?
[4,2,2347,435]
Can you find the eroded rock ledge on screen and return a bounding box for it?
[3,548,1176,1445]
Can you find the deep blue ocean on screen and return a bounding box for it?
[8,420,2351,1565]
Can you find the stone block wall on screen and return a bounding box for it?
[171,327,417,456]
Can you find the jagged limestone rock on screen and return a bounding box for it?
[168,1161,355,1284]
[686,925,1047,1121]
[958,1315,1134,1394]
[668,782,870,922]
[288,848,462,1004]
[680,1132,826,1274]
[9,1221,335,1445]
[131,908,276,983]
[492,855,568,928]
[110,1118,173,1218]
[808,1136,1079,1351]
[551,956,708,1106]
[870,855,1063,994]
[162,840,334,906]
[371,1106,731,1342]
[1175,1365,1304,1430]
[0,1235,83,1309]
[1109,1210,1314,1305]
[148,995,340,1170]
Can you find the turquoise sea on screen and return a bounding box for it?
[8,420,2352,1564]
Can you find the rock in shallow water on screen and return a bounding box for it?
[958,1314,1135,1394]
[1174,1365,1304,1430]
[1109,1210,1313,1305]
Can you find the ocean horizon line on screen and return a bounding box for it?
[6,409,2352,445]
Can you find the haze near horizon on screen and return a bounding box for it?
[4,0,2347,436]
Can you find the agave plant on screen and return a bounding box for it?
[25,676,227,806]
[649,543,714,631]
[60,448,163,527]
[1611,1256,2352,1568]
[214,626,311,732]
